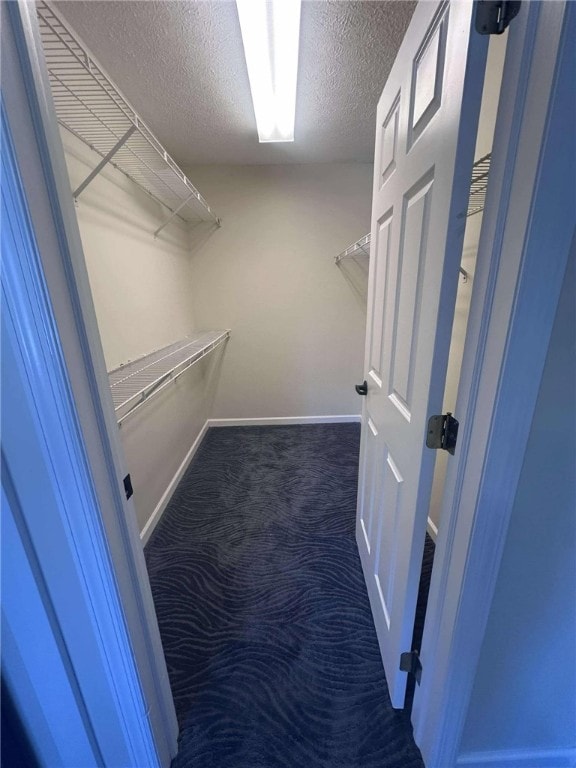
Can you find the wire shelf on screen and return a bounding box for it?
[336,154,492,265]
[335,233,371,264]
[36,1,220,232]
[467,153,492,217]
[109,331,230,425]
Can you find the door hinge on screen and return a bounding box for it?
[123,473,134,500]
[400,650,422,685]
[475,1,521,35]
[426,412,459,456]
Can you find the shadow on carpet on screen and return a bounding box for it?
[145,424,425,768]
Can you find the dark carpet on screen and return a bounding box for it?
[145,424,425,768]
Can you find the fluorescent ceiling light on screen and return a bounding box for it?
[236,0,302,143]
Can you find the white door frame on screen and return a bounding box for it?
[412,2,574,766]
[3,2,178,764]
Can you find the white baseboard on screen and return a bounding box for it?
[457,747,576,767]
[140,420,209,545]
[427,516,439,541]
[207,415,361,428]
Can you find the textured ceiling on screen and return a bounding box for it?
[53,1,416,166]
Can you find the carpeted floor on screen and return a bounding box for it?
[145,424,425,768]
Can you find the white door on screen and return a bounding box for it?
[356,0,488,708]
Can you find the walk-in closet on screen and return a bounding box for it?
[5,1,574,767]
[37,0,504,751]
[35,0,506,548]
[35,0,383,542]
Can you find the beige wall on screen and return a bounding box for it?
[62,130,211,532]
[185,163,372,420]
[118,357,218,532]
[62,130,197,370]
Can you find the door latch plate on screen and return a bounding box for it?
[426,412,459,455]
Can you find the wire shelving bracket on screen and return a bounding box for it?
[467,153,492,217]
[336,153,493,277]
[108,331,230,426]
[335,233,371,264]
[36,2,221,235]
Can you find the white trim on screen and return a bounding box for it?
[457,747,576,768]
[426,516,438,541]
[412,3,574,766]
[5,2,178,763]
[1,83,158,767]
[207,415,362,427]
[140,421,210,545]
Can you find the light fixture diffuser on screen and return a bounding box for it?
[236,0,301,143]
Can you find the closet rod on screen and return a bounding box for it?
[117,352,209,427]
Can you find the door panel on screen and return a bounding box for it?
[374,449,404,629]
[369,213,393,382]
[389,173,434,421]
[357,0,487,708]
[409,8,448,146]
[359,415,381,553]
[380,94,400,187]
